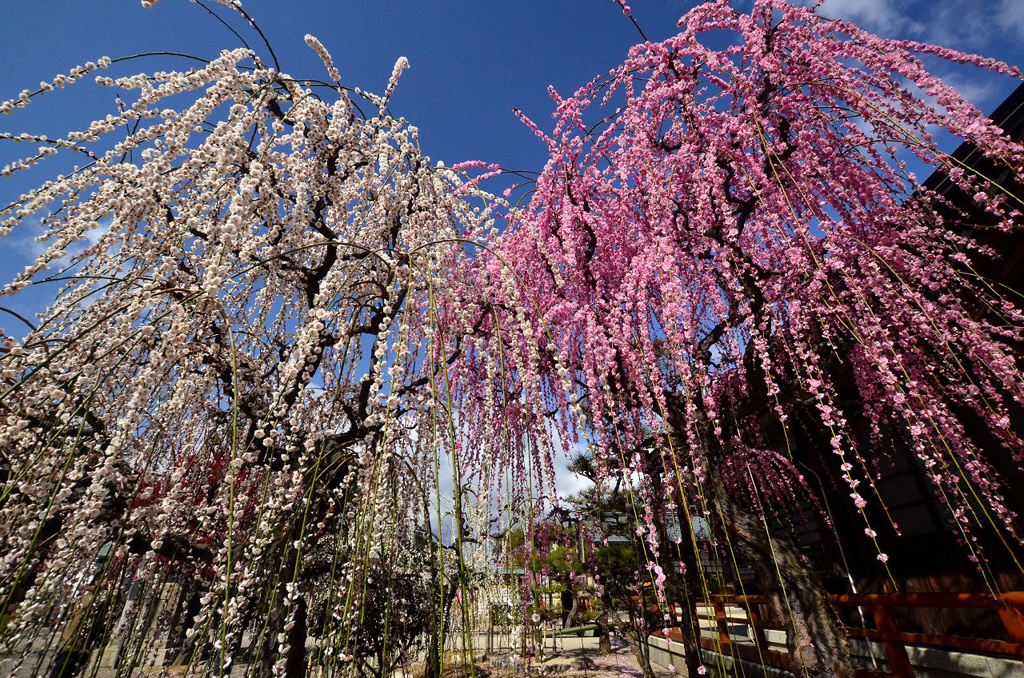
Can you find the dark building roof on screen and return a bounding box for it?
[922,82,1024,291]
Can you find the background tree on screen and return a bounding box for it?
[567,453,671,678]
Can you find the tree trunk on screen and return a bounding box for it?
[255,542,308,678]
[707,472,853,678]
[170,587,204,666]
[596,607,613,654]
[424,629,442,678]
[423,575,458,678]
[255,589,307,678]
[284,595,308,678]
[649,457,705,678]
[621,620,656,678]
[674,508,706,678]
[578,578,614,655]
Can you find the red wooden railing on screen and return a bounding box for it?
[656,592,1024,678]
[832,592,1024,678]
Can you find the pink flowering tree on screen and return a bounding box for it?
[468,1,1024,677]
[0,8,500,676]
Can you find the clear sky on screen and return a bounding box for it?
[2,0,1023,199]
[1,0,1023,498]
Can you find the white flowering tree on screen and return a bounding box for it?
[0,7,499,675]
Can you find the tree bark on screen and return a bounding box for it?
[596,606,613,654]
[255,540,308,678]
[423,574,459,678]
[707,471,854,678]
[674,508,707,678]
[621,612,656,678]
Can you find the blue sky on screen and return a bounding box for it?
[2,0,1023,199]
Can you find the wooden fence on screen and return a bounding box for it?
[655,592,1024,678]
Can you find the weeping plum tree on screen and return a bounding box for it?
[0,5,503,676]
[465,1,1024,676]
[4,1,1024,678]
